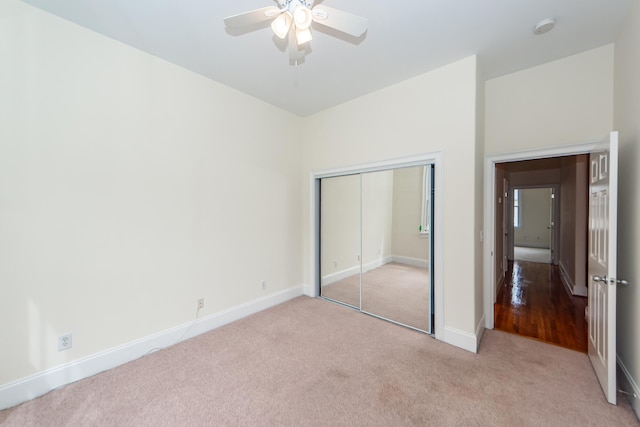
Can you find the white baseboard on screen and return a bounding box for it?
[617,355,640,420]
[0,285,304,411]
[475,313,486,349]
[303,283,315,297]
[559,261,587,297]
[391,255,429,269]
[321,256,393,286]
[363,256,393,273]
[321,265,359,286]
[443,324,480,354]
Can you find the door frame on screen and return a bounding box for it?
[483,142,598,329]
[508,184,560,265]
[308,152,445,341]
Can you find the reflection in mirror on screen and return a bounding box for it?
[320,174,361,308]
[361,166,432,332]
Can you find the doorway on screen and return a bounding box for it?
[512,187,555,264]
[484,147,592,352]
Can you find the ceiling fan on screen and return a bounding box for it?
[223,1,368,60]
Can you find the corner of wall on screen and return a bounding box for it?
[443,312,485,354]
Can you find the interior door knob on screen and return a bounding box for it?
[592,275,607,283]
[617,279,630,286]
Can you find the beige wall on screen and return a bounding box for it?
[614,0,640,415]
[362,171,395,266]
[319,175,361,278]
[474,66,486,327]
[303,56,481,336]
[485,44,614,155]
[0,1,302,386]
[513,188,552,248]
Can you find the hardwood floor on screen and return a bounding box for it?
[494,260,588,352]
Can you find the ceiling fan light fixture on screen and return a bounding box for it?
[293,6,313,30]
[271,11,292,39]
[296,27,312,46]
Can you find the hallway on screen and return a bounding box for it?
[494,260,588,352]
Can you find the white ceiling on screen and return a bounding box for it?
[23,0,633,117]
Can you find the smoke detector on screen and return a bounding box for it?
[534,18,556,35]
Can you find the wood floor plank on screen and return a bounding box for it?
[494,260,588,352]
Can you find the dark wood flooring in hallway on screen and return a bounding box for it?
[494,260,588,352]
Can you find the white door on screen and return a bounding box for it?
[587,131,619,405]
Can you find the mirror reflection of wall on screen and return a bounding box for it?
[320,174,361,308]
[319,164,434,333]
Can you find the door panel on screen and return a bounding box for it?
[320,174,361,308]
[587,131,618,405]
[361,166,432,332]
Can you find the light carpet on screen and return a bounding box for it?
[1,297,637,426]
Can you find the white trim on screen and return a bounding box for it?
[443,325,479,353]
[312,155,436,179]
[476,313,486,348]
[303,283,314,297]
[559,261,588,297]
[444,313,484,353]
[363,256,393,274]
[484,141,599,330]
[617,355,640,418]
[308,172,319,298]
[309,152,445,342]
[391,255,429,269]
[321,265,360,286]
[0,285,304,411]
[320,256,393,286]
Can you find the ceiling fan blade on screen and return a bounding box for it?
[312,6,368,38]
[223,6,281,28]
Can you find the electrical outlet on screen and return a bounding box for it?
[197,298,204,309]
[58,333,72,351]
[261,281,267,290]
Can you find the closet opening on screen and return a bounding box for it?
[316,164,435,334]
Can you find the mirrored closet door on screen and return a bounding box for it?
[320,174,361,309]
[319,164,434,333]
